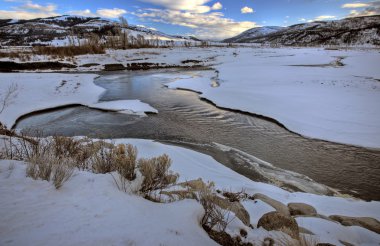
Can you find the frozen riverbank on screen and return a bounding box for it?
[0,73,157,129]
[166,48,380,148]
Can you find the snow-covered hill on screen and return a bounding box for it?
[224,15,380,46]
[0,15,196,46]
[224,26,284,43]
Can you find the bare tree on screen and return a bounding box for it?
[0,83,18,114]
[119,16,128,28]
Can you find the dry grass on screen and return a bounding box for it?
[0,51,32,61]
[263,233,318,246]
[1,132,179,192]
[33,44,105,57]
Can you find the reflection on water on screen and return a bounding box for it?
[16,69,380,201]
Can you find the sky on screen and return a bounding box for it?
[0,0,379,39]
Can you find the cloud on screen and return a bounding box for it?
[96,8,127,18]
[134,8,257,39]
[314,15,336,21]
[67,9,96,17]
[18,1,56,12]
[345,0,380,17]
[342,3,370,8]
[211,2,223,10]
[0,0,58,19]
[138,0,213,13]
[241,6,253,14]
[67,8,127,18]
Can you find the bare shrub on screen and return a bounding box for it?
[222,188,248,202]
[73,141,98,170]
[0,83,18,114]
[199,184,234,232]
[26,149,74,189]
[52,162,74,189]
[114,144,137,181]
[26,161,39,179]
[138,154,178,193]
[91,141,116,173]
[52,135,81,158]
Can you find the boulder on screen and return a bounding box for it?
[258,211,299,239]
[252,193,290,216]
[212,196,250,226]
[329,215,380,234]
[288,203,317,216]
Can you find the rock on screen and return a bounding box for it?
[288,203,317,216]
[178,178,208,191]
[103,63,126,71]
[299,226,314,235]
[239,228,247,238]
[262,238,274,246]
[339,240,355,246]
[204,227,253,246]
[212,196,250,226]
[258,211,299,239]
[329,215,380,234]
[252,193,290,216]
[80,63,100,67]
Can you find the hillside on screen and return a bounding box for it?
[0,15,195,46]
[224,26,284,43]
[223,15,380,46]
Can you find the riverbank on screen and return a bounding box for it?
[1,137,379,245]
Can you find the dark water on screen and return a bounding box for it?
[16,70,380,201]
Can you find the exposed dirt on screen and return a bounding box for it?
[103,62,205,71]
[0,61,76,72]
[181,59,203,64]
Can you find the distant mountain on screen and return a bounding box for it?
[223,15,380,46]
[0,15,198,46]
[224,26,285,43]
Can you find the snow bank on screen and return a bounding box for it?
[0,160,216,246]
[1,138,379,245]
[115,139,380,220]
[0,73,157,128]
[167,48,380,148]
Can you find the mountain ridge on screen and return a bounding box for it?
[0,15,198,46]
[223,15,380,46]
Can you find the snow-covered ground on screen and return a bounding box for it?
[0,73,157,129]
[1,138,379,245]
[2,47,378,148]
[164,47,380,148]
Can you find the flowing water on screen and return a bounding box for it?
[16,69,380,201]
